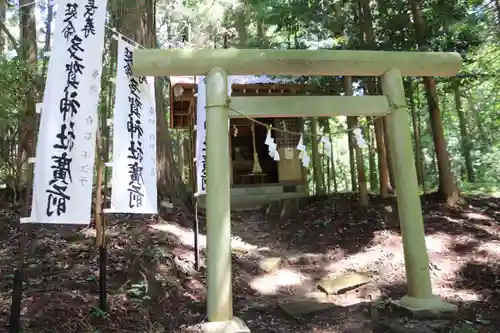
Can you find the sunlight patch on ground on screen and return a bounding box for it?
[294,290,374,307]
[443,215,499,236]
[434,286,481,302]
[474,241,500,260]
[426,233,482,255]
[249,268,308,295]
[149,222,267,253]
[324,242,405,277]
[78,227,121,239]
[465,212,494,221]
[0,248,10,258]
[425,233,455,253]
[80,228,96,238]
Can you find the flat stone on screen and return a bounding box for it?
[379,319,437,333]
[279,292,338,316]
[317,272,372,295]
[258,257,282,272]
[286,253,327,265]
[379,318,453,333]
[202,317,250,333]
[391,295,458,318]
[449,323,478,333]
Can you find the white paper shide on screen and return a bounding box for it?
[107,39,157,214]
[28,0,107,224]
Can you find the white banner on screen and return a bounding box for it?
[194,77,234,196]
[107,39,157,214]
[194,76,207,196]
[27,0,107,224]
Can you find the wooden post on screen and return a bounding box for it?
[10,100,41,333]
[94,124,107,312]
[203,66,249,333]
[132,49,462,77]
[381,68,456,313]
[205,67,232,322]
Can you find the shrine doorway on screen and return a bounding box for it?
[230,118,278,187]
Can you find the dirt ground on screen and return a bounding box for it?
[0,193,499,332]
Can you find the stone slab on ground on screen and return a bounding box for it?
[317,272,372,295]
[286,253,330,265]
[390,295,458,318]
[378,318,454,333]
[278,292,339,316]
[202,317,251,333]
[258,257,282,272]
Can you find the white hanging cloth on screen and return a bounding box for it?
[296,134,310,167]
[353,127,367,148]
[107,38,158,214]
[27,0,108,224]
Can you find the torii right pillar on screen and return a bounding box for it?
[381,68,457,313]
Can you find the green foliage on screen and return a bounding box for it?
[1,0,500,196]
[0,57,30,124]
[239,0,500,192]
[0,56,36,188]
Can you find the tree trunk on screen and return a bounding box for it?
[425,77,461,203]
[347,121,357,191]
[348,118,370,206]
[40,0,54,88]
[310,118,325,195]
[378,79,395,192]
[329,132,338,192]
[409,0,461,205]
[405,78,424,188]
[320,118,332,193]
[0,0,5,54]
[382,115,395,190]
[17,0,38,196]
[344,77,369,207]
[356,23,390,196]
[359,0,384,195]
[415,81,426,192]
[374,118,389,196]
[364,121,377,191]
[468,96,489,147]
[452,79,474,183]
[494,0,500,33]
[233,2,248,45]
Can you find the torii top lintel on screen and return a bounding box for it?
[132,48,462,78]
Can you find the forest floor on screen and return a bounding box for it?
[0,193,499,333]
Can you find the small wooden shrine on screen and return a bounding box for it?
[170,75,332,203]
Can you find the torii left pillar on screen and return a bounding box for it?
[203,67,250,333]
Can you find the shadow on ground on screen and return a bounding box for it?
[0,193,498,332]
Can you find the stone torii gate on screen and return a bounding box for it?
[133,49,462,333]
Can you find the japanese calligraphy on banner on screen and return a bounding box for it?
[194,76,233,196]
[27,0,107,224]
[107,38,157,214]
[194,76,207,196]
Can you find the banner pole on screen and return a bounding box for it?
[9,110,40,333]
[194,197,200,270]
[94,123,107,312]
